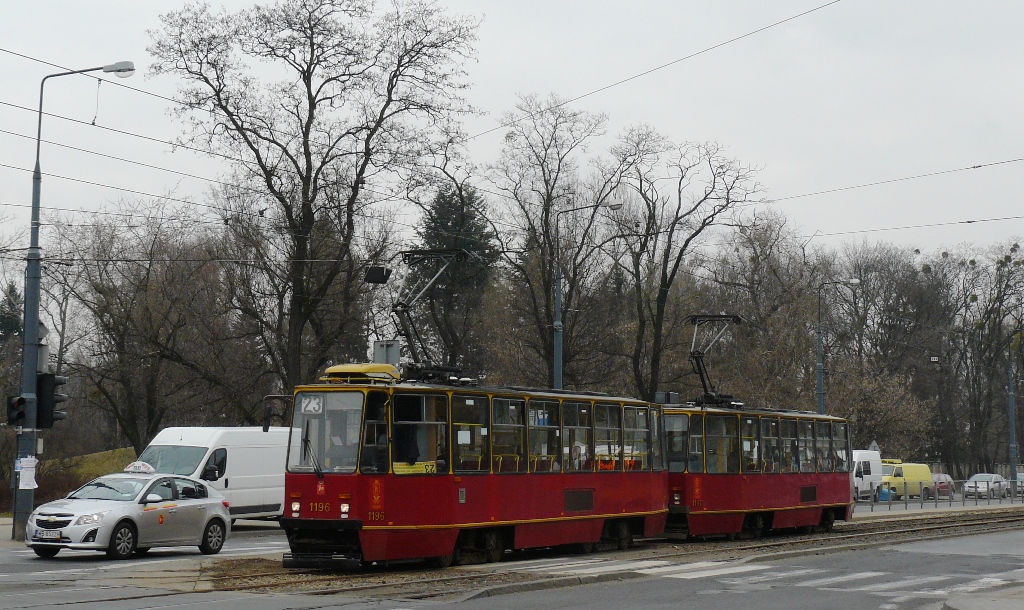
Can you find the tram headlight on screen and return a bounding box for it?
[291,501,301,512]
[672,493,682,505]
[340,503,350,514]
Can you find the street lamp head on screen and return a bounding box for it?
[102,61,136,78]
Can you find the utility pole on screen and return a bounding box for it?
[1010,352,1018,488]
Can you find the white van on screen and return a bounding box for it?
[852,450,883,501]
[136,427,289,520]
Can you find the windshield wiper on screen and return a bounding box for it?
[302,420,324,478]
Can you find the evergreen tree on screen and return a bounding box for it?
[0,281,21,343]
[410,187,499,371]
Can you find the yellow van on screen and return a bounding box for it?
[882,459,933,499]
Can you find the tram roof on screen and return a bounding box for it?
[661,402,847,420]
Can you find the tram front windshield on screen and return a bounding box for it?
[288,391,364,474]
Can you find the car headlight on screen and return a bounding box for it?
[74,511,110,526]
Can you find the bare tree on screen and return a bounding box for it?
[610,127,760,401]
[149,0,479,388]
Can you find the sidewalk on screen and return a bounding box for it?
[943,586,1024,610]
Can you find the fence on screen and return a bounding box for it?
[858,479,1024,512]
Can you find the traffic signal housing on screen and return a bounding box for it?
[37,373,69,428]
[6,396,26,426]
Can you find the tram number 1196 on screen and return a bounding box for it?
[309,502,331,513]
[367,511,385,521]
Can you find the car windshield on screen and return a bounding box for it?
[883,465,894,476]
[137,445,208,475]
[68,477,148,501]
[969,474,993,482]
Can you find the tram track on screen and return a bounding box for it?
[197,506,1024,600]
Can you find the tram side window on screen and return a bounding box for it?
[798,420,815,473]
[359,391,389,474]
[705,415,739,474]
[650,407,664,471]
[760,417,781,473]
[780,419,798,473]
[815,421,832,472]
[595,403,623,471]
[492,398,527,473]
[562,401,593,472]
[665,414,688,472]
[688,414,705,473]
[528,400,561,473]
[392,394,449,475]
[452,395,489,473]
[832,422,850,472]
[623,407,650,471]
[741,417,760,474]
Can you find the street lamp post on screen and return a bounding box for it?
[13,61,134,541]
[816,278,860,415]
[553,201,621,389]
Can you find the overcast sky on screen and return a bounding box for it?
[1,0,1022,261]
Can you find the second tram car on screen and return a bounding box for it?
[281,364,668,567]
[663,404,854,538]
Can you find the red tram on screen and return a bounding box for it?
[663,404,854,538]
[281,363,668,567]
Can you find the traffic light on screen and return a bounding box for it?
[6,396,26,426]
[37,373,69,428]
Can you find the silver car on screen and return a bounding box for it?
[26,468,231,559]
[964,473,1008,499]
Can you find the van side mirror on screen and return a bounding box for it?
[143,493,163,504]
[202,464,220,481]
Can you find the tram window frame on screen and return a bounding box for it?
[650,406,665,471]
[492,397,527,473]
[452,394,489,473]
[688,413,705,473]
[391,393,450,475]
[594,403,623,472]
[623,406,651,471]
[780,418,799,473]
[797,419,815,473]
[561,401,594,473]
[665,413,688,473]
[705,414,740,474]
[832,422,851,472]
[359,390,389,474]
[815,421,833,472]
[760,417,781,473]
[528,399,561,473]
[741,416,760,474]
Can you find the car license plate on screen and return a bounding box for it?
[36,530,60,540]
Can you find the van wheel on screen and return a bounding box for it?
[923,487,932,500]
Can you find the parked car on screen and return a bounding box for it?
[26,463,231,559]
[931,473,954,498]
[964,473,1008,499]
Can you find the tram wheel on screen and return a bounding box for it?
[483,530,504,563]
[613,521,633,550]
[427,553,454,569]
[747,514,764,539]
[819,510,835,533]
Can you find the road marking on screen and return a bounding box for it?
[664,564,771,579]
[549,560,669,575]
[851,575,951,591]
[720,568,825,584]
[942,577,1008,593]
[792,571,887,587]
[636,561,726,575]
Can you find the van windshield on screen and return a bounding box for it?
[288,391,364,474]
[137,445,208,475]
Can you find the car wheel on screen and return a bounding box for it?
[107,522,137,560]
[32,546,60,558]
[199,519,226,555]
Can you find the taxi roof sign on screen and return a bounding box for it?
[124,461,156,474]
